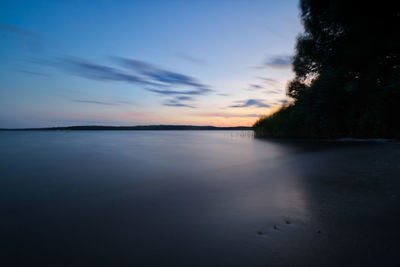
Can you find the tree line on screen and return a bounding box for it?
[254,0,399,138]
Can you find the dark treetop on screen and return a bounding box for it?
[254,0,400,138]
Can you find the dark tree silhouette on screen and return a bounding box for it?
[255,0,400,138]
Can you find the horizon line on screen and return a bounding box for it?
[0,124,254,131]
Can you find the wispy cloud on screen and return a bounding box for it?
[0,23,41,38]
[62,58,149,84]
[162,95,196,108]
[250,84,263,89]
[73,100,120,106]
[176,52,205,65]
[18,70,48,76]
[245,84,264,91]
[116,57,208,88]
[149,87,210,96]
[115,100,134,105]
[197,112,261,118]
[163,99,195,108]
[264,89,283,95]
[163,102,196,108]
[38,56,212,97]
[0,23,44,53]
[230,99,270,108]
[265,55,292,68]
[257,77,277,84]
[175,96,193,101]
[252,55,293,69]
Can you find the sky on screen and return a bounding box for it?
[0,0,302,128]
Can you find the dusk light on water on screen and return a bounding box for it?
[1,0,399,266]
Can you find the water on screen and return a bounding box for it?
[1,131,399,266]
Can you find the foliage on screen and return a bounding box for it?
[254,0,400,138]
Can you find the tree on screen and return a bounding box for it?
[255,0,400,138]
[290,0,399,98]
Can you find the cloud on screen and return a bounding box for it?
[163,102,195,108]
[40,56,211,97]
[61,58,150,84]
[245,84,264,91]
[163,99,195,108]
[18,70,48,76]
[250,84,263,89]
[197,112,261,118]
[73,100,120,106]
[148,87,210,96]
[279,99,289,104]
[116,57,208,88]
[265,55,292,68]
[162,96,196,108]
[0,23,44,52]
[175,96,193,101]
[257,77,277,84]
[0,23,41,38]
[264,89,283,95]
[176,53,205,65]
[115,100,134,105]
[252,55,293,69]
[230,99,270,108]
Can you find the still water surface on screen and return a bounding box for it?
[1,131,399,266]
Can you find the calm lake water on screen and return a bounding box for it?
[1,131,399,266]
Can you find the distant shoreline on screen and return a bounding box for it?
[0,125,253,131]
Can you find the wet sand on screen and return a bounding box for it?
[0,131,399,266]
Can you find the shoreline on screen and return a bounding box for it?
[0,125,252,131]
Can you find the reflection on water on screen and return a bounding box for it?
[0,131,398,266]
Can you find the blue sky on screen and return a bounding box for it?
[0,0,302,127]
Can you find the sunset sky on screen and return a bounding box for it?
[0,0,301,128]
